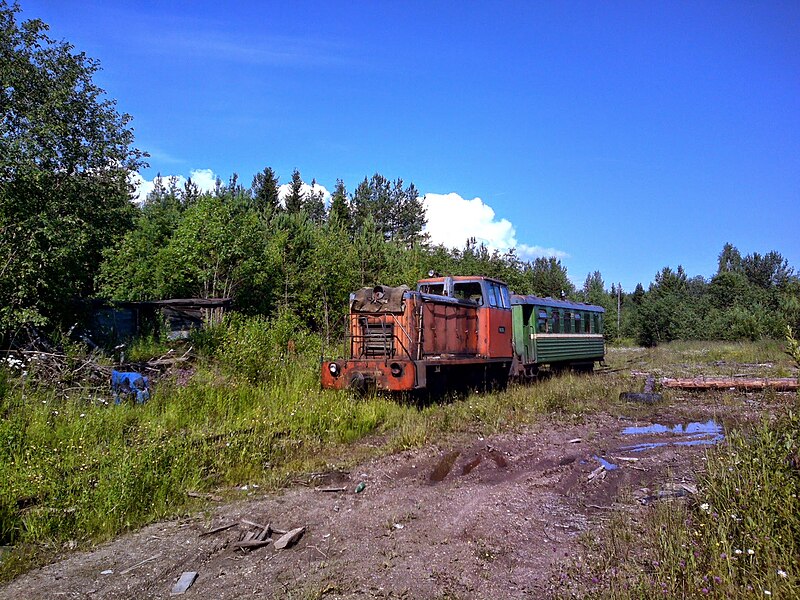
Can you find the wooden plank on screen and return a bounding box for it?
[232,539,272,549]
[661,377,798,391]
[198,522,236,537]
[120,553,162,575]
[240,519,268,530]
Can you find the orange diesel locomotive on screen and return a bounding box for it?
[321,276,514,393]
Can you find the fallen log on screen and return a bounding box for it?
[660,377,798,391]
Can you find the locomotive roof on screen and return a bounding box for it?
[416,275,509,286]
[510,294,606,313]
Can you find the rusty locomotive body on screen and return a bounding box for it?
[321,276,514,393]
[322,275,606,393]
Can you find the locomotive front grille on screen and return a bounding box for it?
[360,319,395,357]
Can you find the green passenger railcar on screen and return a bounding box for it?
[510,294,605,377]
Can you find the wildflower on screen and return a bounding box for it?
[79,413,85,418]
[701,588,709,594]
[764,591,771,596]
[735,549,742,555]
[700,503,710,512]
[748,549,755,555]
[777,570,787,579]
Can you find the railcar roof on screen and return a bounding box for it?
[510,294,606,313]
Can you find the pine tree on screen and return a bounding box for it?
[305,178,326,224]
[328,179,350,225]
[285,168,304,213]
[250,166,280,212]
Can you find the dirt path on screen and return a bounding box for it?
[0,397,759,599]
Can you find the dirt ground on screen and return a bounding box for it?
[0,391,783,600]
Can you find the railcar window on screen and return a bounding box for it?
[564,311,572,333]
[538,309,548,333]
[552,310,560,333]
[575,313,581,333]
[584,312,591,333]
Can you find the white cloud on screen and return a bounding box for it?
[130,169,219,203]
[188,169,218,193]
[422,192,567,260]
[277,181,331,206]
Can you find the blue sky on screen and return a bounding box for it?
[22,0,800,291]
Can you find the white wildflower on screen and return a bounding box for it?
[748,549,755,555]
[777,570,787,579]
[700,503,710,512]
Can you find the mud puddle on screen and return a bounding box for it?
[618,419,724,452]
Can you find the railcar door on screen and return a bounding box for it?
[478,280,513,358]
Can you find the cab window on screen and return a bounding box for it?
[418,283,444,295]
[453,281,484,305]
[486,283,499,307]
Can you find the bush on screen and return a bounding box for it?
[194,310,321,383]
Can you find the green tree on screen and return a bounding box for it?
[525,257,575,298]
[350,173,426,246]
[97,182,185,301]
[328,179,350,226]
[583,271,606,305]
[250,166,280,213]
[284,168,304,214]
[717,242,743,274]
[305,178,326,224]
[0,2,145,330]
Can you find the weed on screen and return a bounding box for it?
[584,410,800,599]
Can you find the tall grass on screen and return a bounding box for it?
[606,339,796,378]
[582,410,799,599]
[0,317,627,580]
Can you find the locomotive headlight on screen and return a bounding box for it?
[328,362,341,377]
[390,362,403,378]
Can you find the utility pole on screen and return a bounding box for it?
[617,283,622,337]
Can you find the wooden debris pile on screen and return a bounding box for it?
[1,342,194,399]
[200,518,306,553]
